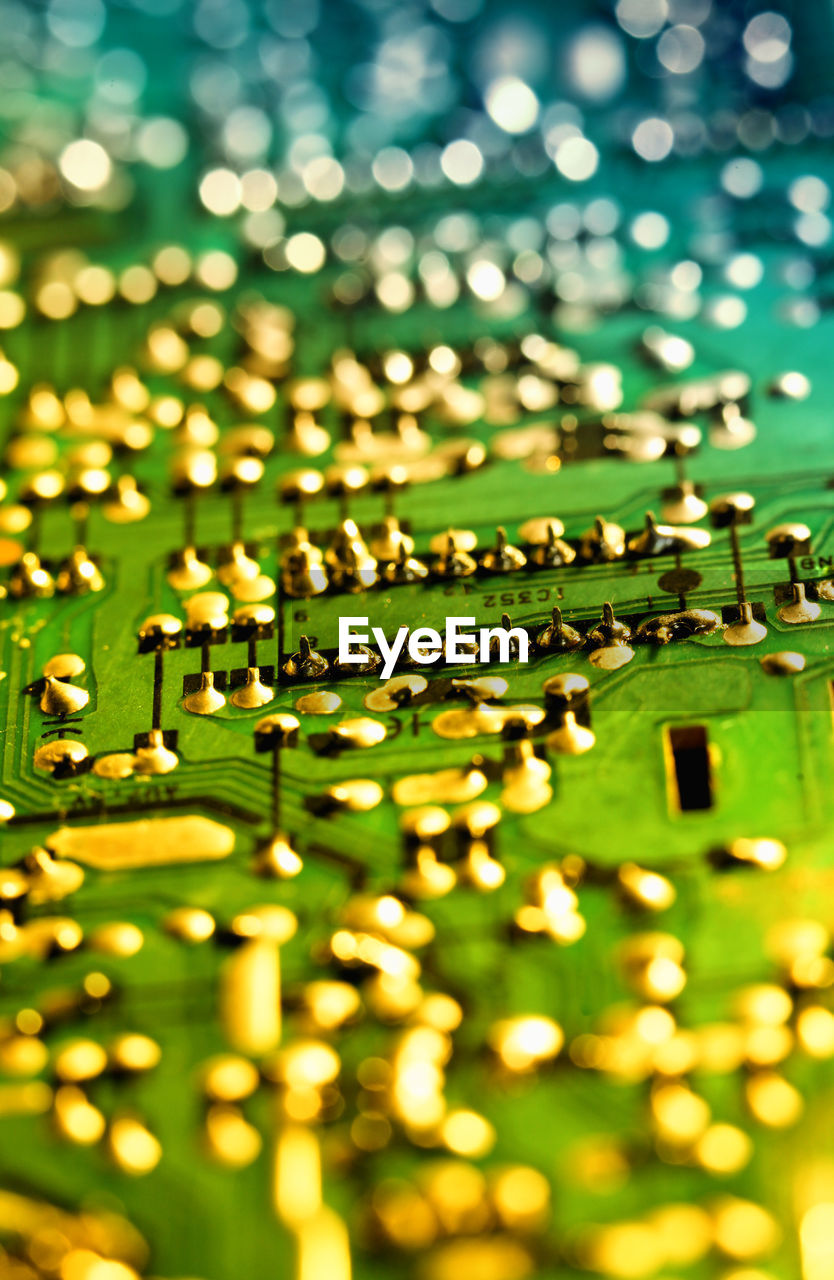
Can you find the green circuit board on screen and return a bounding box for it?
[2,2,834,1279]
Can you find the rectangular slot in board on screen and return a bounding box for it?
[665,724,713,812]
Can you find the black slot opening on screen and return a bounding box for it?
[667,724,712,811]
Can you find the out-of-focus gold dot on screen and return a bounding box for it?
[491,1165,550,1230]
[36,281,77,319]
[0,359,18,394]
[199,168,241,216]
[289,377,331,412]
[801,1205,834,1278]
[44,250,85,282]
[54,1038,108,1083]
[0,865,26,900]
[697,1022,746,1073]
[153,244,191,285]
[712,1198,780,1261]
[59,139,112,192]
[791,953,834,987]
[766,918,828,966]
[68,441,112,469]
[88,922,144,957]
[797,1005,834,1057]
[150,395,184,427]
[74,265,116,306]
[119,265,157,304]
[109,1034,161,1073]
[171,446,216,489]
[178,406,218,446]
[727,837,786,870]
[183,354,224,391]
[695,1123,752,1174]
[489,1015,563,1072]
[53,1084,106,1144]
[634,1005,677,1045]
[421,1161,489,1235]
[224,366,275,413]
[122,421,154,451]
[736,984,792,1026]
[222,455,264,489]
[642,955,686,1001]
[108,1114,162,1174]
[357,1057,389,1090]
[6,435,58,469]
[744,1025,793,1066]
[0,1035,48,1075]
[205,1103,262,1167]
[285,232,326,274]
[586,1221,664,1278]
[196,250,237,291]
[230,904,296,943]
[219,424,274,458]
[417,993,463,1032]
[83,972,112,999]
[202,1054,260,1101]
[382,350,413,384]
[647,1202,713,1265]
[303,981,361,1029]
[651,1082,710,1144]
[146,325,188,372]
[0,171,16,216]
[0,525,27,558]
[187,301,224,337]
[276,1040,339,1090]
[350,1113,391,1151]
[63,387,93,425]
[61,1250,138,1280]
[22,468,64,501]
[441,1109,495,1157]
[164,906,216,942]
[28,384,64,429]
[745,1072,803,1127]
[371,1181,437,1249]
[620,935,686,1002]
[0,243,19,286]
[618,862,676,911]
[111,366,150,413]
[283,1085,322,1122]
[15,1008,42,1036]
[0,290,24,328]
